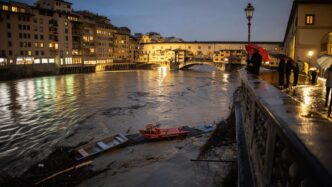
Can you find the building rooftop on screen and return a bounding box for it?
[55,0,72,5]
[35,0,72,5]
[144,41,283,45]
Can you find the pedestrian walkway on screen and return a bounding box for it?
[283,78,330,118]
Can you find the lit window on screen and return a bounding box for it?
[34,59,40,64]
[68,16,78,21]
[20,8,25,13]
[2,5,9,11]
[40,43,44,47]
[34,43,38,47]
[305,14,315,25]
[90,48,95,53]
[55,43,58,49]
[28,51,32,56]
[64,21,68,26]
[42,58,48,63]
[49,43,53,48]
[83,36,89,42]
[17,58,24,65]
[89,36,93,41]
[49,58,55,63]
[11,6,17,12]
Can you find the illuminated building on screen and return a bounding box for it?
[284,0,332,66]
[0,0,73,65]
[114,27,133,63]
[140,42,283,65]
[75,11,116,69]
[0,0,136,71]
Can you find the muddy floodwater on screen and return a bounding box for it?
[0,65,240,177]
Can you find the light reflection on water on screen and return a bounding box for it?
[0,66,240,176]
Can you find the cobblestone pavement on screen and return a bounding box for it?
[283,78,330,118]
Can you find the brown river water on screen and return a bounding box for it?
[0,65,240,176]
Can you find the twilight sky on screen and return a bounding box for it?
[21,0,294,42]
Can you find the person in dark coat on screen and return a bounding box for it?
[324,65,332,117]
[293,62,300,86]
[277,58,286,87]
[311,70,318,85]
[285,58,294,88]
[247,49,262,76]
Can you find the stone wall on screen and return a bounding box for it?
[259,69,307,86]
[0,64,58,80]
[237,70,332,186]
[0,63,137,80]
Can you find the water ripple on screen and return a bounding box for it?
[0,69,240,176]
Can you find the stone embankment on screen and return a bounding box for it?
[236,69,332,186]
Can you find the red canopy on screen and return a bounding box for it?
[245,44,270,62]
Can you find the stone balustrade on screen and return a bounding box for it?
[237,69,332,187]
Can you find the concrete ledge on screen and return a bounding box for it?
[238,69,332,186]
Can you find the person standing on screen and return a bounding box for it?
[324,64,332,116]
[247,49,262,76]
[311,69,318,85]
[277,58,286,88]
[293,62,300,86]
[285,58,294,88]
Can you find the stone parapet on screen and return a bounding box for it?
[237,69,332,186]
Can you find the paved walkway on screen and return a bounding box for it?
[283,78,330,118]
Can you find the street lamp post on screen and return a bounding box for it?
[245,3,255,43]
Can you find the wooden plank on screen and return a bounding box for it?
[77,149,89,157]
[35,160,93,185]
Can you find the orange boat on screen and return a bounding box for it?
[139,124,190,140]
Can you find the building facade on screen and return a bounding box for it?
[139,42,283,66]
[113,27,132,64]
[284,0,332,71]
[74,10,116,71]
[0,0,74,66]
[0,0,135,72]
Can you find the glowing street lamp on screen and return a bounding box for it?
[245,3,255,43]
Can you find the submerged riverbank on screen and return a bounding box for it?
[4,109,238,187]
[0,66,241,186]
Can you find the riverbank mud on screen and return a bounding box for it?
[1,110,237,187]
[0,67,240,186]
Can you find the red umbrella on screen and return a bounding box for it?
[245,44,271,62]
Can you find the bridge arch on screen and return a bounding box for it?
[179,61,225,70]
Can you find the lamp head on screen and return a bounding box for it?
[245,3,255,20]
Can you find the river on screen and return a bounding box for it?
[0,65,240,176]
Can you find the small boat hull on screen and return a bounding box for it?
[140,127,190,140]
[74,134,128,161]
[194,124,215,133]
